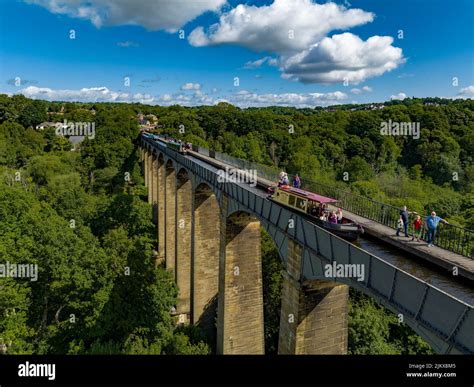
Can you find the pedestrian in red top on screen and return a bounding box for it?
[411,214,423,242]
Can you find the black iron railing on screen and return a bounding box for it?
[301,180,473,258]
[208,148,473,258]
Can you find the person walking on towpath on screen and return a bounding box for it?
[411,214,423,242]
[425,211,449,247]
[396,216,404,236]
[396,206,414,238]
[292,174,301,188]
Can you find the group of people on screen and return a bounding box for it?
[310,203,343,224]
[396,206,449,247]
[275,170,449,248]
[277,171,346,224]
[158,135,192,150]
[173,138,193,148]
[277,172,301,188]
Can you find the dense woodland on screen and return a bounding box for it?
[1,93,472,354]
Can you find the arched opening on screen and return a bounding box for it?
[176,168,192,320]
[151,153,158,224]
[156,153,165,260]
[216,210,264,354]
[140,147,145,177]
[147,149,153,197]
[192,183,220,343]
[165,159,176,276]
[280,273,349,354]
[259,225,286,354]
[143,148,150,188]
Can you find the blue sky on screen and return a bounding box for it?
[0,0,473,107]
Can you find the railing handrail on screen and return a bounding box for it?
[303,179,473,233]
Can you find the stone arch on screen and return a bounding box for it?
[156,153,165,260]
[216,210,264,354]
[165,159,176,275]
[151,154,158,223]
[278,240,349,355]
[254,219,287,354]
[139,146,146,177]
[145,148,152,189]
[192,182,220,341]
[194,176,221,199]
[175,168,192,319]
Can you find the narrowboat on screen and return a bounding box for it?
[143,132,191,154]
[268,185,364,241]
[166,140,187,154]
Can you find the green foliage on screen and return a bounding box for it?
[348,290,433,355]
[343,156,375,181]
[0,98,211,355]
[1,94,470,355]
[261,229,283,354]
[17,100,47,128]
[27,155,70,185]
[351,180,381,198]
[92,194,154,238]
[0,185,113,353]
[0,121,46,167]
[348,291,399,354]
[0,279,35,354]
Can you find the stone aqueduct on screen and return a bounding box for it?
[140,136,474,355]
[140,143,349,355]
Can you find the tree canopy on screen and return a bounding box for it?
[1,93,471,355]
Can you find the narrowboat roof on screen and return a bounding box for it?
[278,186,338,203]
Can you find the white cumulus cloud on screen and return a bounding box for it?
[351,85,372,94]
[282,33,405,84]
[188,1,403,85]
[390,92,407,100]
[243,56,278,69]
[458,85,474,97]
[157,89,347,108]
[157,90,216,106]
[188,0,373,53]
[25,0,226,32]
[19,86,154,104]
[230,89,347,107]
[15,84,348,108]
[180,83,201,91]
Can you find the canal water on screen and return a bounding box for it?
[357,235,474,306]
